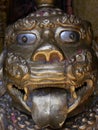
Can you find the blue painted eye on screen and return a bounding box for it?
[60,31,80,43]
[17,33,37,45]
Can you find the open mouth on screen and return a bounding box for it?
[7,79,93,110]
[7,79,94,128]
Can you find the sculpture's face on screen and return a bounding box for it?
[4,6,98,129]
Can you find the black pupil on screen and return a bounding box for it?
[22,36,28,43]
[70,33,75,40]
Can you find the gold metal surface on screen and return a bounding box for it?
[36,0,55,7]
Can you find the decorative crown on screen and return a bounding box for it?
[36,0,55,7]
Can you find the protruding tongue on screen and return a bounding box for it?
[31,88,68,129]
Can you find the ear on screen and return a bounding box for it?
[82,21,98,59]
[0,50,7,97]
[83,20,93,45]
[92,36,98,58]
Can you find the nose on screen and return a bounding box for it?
[32,50,64,63]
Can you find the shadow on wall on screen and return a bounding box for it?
[73,0,98,37]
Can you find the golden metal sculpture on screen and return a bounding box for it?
[0,0,98,129]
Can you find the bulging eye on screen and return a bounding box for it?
[17,33,37,45]
[60,30,80,43]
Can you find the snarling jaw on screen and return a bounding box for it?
[5,49,97,128]
[4,0,98,129]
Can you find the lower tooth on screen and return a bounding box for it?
[70,86,77,99]
[73,92,77,99]
[24,95,28,101]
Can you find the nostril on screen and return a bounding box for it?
[50,52,63,63]
[33,53,46,63]
[32,50,64,63]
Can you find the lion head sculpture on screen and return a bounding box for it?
[0,0,98,129]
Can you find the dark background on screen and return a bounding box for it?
[7,0,73,24]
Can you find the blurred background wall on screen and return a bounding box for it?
[0,0,9,53]
[73,0,98,38]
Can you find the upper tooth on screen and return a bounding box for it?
[70,86,77,99]
[24,87,29,101]
[70,86,75,92]
[24,87,28,95]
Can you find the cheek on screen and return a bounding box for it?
[4,53,29,79]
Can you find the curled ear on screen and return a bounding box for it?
[0,50,7,97]
[82,21,98,59]
[82,20,93,45]
[92,36,98,58]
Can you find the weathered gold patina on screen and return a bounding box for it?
[0,0,98,129]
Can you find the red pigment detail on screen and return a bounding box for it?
[11,113,17,123]
[78,49,82,54]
